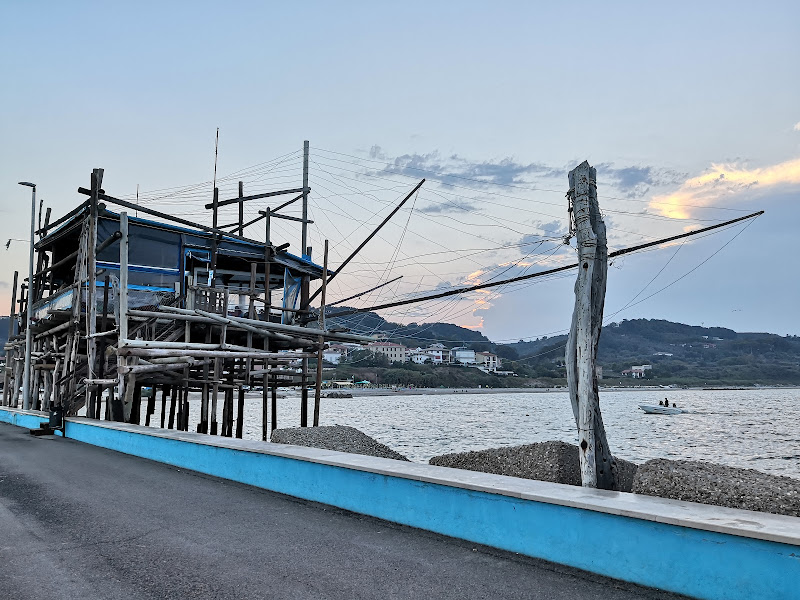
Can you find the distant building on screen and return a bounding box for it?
[367,341,408,363]
[322,350,344,365]
[451,347,476,365]
[622,364,651,378]
[475,351,499,372]
[422,343,449,364]
[652,352,673,357]
[409,349,430,364]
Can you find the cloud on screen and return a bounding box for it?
[649,157,800,219]
[368,146,696,206]
[367,146,564,188]
[518,220,568,246]
[596,164,686,198]
[418,199,477,214]
[794,122,800,132]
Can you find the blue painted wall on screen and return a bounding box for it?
[1,408,797,600]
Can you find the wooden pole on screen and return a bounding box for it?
[168,385,176,429]
[3,271,18,406]
[86,169,103,417]
[313,240,328,426]
[263,222,272,440]
[200,325,211,433]
[8,271,18,339]
[95,274,110,419]
[235,365,245,438]
[114,212,129,422]
[210,187,219,286]
[160,386,168,428]
[300,248,310,427]
[238,181,244,236]
[301,140,309,256]
[211,357,220,435]
[565,161,616,490]
[271,383,277,433]
[130,383,142,425]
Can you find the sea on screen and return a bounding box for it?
[138,388,800,478]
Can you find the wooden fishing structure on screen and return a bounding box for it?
[2,146,763,457]
[0,142,410,438]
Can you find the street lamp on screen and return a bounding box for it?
[18,182,36,411]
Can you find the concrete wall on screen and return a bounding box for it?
[1,407,797,600]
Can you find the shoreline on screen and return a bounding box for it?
[305,385,800,397]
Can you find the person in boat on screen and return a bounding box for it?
[672,402,677,408]
[659,400,664,406]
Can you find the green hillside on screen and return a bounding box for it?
[331,311,800,386]
[506,319,800,386]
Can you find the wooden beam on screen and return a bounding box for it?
[258,211,313,224]
[204,187,308,210]
[77,187,268,247]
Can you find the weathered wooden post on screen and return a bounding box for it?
[86,168,103,417]
[313,240,329,426]
[114,212,130,422]
[565,161,617,490]
[3,271,18,406]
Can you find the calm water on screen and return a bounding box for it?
[135,388,800,478]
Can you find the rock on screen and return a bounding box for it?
[271,425,409,461]
[633,459,800,517]
[429,440,638,492]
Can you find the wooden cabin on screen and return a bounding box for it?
[3,169,373,439]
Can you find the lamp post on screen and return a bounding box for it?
[18,182,36,411]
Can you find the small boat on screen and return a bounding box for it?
[639,404,687,415]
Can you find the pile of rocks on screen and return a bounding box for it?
[271,425,410,461]
[632,459,800,517]
[429,441,638,492]
[269,429,799,516]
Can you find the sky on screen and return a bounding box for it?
[1,1,799,343]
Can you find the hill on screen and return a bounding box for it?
[331,311,800,386]
[506,319,800,386]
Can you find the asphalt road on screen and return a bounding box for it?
[0,422,686,600]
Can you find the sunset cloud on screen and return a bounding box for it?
[649,157,800,219]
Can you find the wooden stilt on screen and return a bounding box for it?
[168,386,176,429]
[160,386,168,428]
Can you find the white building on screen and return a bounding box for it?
[422,345,449,364]
[475,351,499,371]
[367,341,408,363]
[451,347,476,365]
[323,350,344,365]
